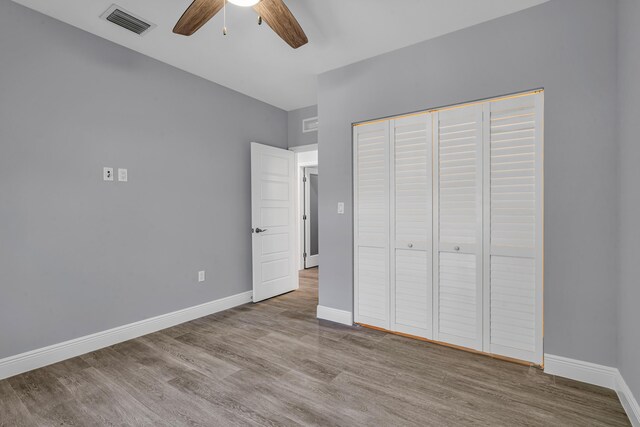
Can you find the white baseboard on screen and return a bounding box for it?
[545,354,640,426]
[616,373,640,427]
[544,354,618,389]
[316,305,353,326]
[0,291,253,381]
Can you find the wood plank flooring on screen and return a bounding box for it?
[0,268,630,426]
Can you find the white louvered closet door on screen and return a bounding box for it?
[390,114,433,339]
[483,94,543,364]
[434,105,484,351]
[354,121,390,329]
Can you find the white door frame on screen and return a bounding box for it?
[304,167,319,268]
[291,145,318,271]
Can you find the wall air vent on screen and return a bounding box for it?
[101,5,156,36]
[302,117,319,133]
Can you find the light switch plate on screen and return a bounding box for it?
[118,168,128,182]
[337,202,345,214]
[198,271,205,282]
[103,167,114,181]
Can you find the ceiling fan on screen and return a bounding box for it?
[173,0,308,49]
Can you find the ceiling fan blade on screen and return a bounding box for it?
[253,0,308,49]
[173,0,225,36]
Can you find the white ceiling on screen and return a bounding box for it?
[13,0,548,111]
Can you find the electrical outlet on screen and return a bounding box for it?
[118,168,128,182]
[198,271,205,282]
[103,167,114,181]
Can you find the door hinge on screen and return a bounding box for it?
[303,176,307,183]
[303,252,307,259]
[303,214,307,220]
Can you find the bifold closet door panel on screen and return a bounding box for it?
[353,91,543,364]
[353,121,390,329]
[434,105,484,351]
[391,114,433,338]
[483,94,543,364]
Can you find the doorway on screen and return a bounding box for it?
[304,167,319,268]
[291,145,318,271]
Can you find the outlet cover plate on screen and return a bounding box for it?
[103,167,114,181]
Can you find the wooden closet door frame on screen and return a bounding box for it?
[534,93,544,365]
[534,92,544,365]
[389,118,397,333]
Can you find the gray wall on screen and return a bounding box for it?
[0,1,287,359]
[618,0,640,401]
[288,105,318,148]
[317,0,619,366]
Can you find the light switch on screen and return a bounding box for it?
[337,202,345,214]
[103,167,114,181]
[198,271,205,282]
[118,168,128,182]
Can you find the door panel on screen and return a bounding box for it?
[357,246,388,322]
[434,105,483,350]
[438,252,478,342]
[251,142,297,303]
[395,249,430,334]
[354,121,390,329]
[483,94,543,364]
[391,114,433,338]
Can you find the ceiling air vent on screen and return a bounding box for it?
[101,5,156,36]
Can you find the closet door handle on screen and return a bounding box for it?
[454,246,460,251]
[408,243,413,248]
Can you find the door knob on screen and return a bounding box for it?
[408,243,413,248]
[454,246,460,251]
[255,227,267,233]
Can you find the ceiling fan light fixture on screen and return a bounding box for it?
[174,0,307,49]
[227,0,259,7]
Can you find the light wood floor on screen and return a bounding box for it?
[0,268,630,426]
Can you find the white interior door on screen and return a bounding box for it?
[304,167,319,268]
[433,105,484,351]
[251,142,297,303]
